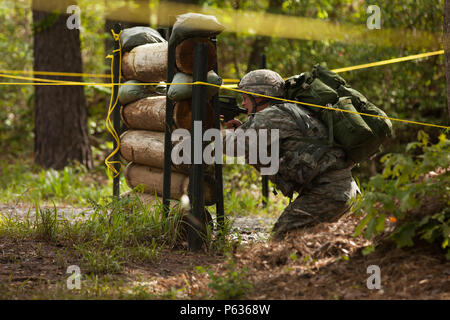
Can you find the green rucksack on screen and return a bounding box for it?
[284,64,393,163]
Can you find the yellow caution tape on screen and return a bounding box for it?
[331,50,444,73]
[0,69,110,79]
[1,50,448,131]
[104,29,123,179]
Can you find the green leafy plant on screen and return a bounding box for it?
[353,131,450,259]
[196,255,252,299]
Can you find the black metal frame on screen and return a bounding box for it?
[187,43,208,250]
[211,37,225,231]
[163,28,175,214]
[163,36,224,251]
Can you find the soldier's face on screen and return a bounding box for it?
[241,94,252,114]
[241,94,264,114]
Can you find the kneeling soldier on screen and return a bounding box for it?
[223,69,359,239]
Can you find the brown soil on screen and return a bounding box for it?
[0,212,448,299]
[144,213,450,300]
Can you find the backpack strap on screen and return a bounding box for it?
[276,103,311,135]
[326,103,334,146]
[277,103,335,147]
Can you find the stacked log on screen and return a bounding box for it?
[119,26,218,206]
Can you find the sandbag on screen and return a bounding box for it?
[120,96,166,131]
[168,13,225,47]
[120,26,166,52]
[174,99,215,131]
[122,42,168,82]
[120,129,215,175]
[121,96,215,132]
[120,130,166,169]
[168,71,222,101]
[175,38,217,74]
[124,162,216,205]
[118,80,165,105]
[120,130,189,174]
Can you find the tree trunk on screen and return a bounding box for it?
[444,0,450,120]
[32,0,92,170]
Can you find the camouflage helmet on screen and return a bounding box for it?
[238,69,285,98]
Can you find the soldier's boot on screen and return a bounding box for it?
[272,195,351,241]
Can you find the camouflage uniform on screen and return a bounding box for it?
[224,70,359,238]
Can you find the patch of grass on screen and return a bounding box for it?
[221,162,290,217]
[74,244,123,274]
[35,206,58,242]
[204,215,239,253]
[0,159,124,206]
[0,191,185,276]
[195,255,252,300]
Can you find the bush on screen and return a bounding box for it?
[352,131,450,259]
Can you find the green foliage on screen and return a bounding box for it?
[34,206,59,242]
[204,214,239,253]
[32,11,60,33]
[353,131,450,258]
[0,0,34,156]
[75,243,123,274]
[196,255,252,299]
[221,161,290,217]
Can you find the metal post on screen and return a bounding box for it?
[157,28,166,40]
[211,37,225,231]
[163,28,174,216]
[188,42,209,251]
[260,53,269,207]
[112,23,122,198]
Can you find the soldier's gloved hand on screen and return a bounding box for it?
[278,181,294,199]
[224,119,243,129]
[271,173,294,199]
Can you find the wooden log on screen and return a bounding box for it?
[120,130,165,168]
[122,42,168,82]
[175,38,216,74]
[120,129,215,175]
[120,96,166,131]
[120,130,190,174]
[121,96,214,132]
[124,163,216,205]
[174,99,214,131]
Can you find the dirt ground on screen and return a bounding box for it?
[0,209,448,300]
